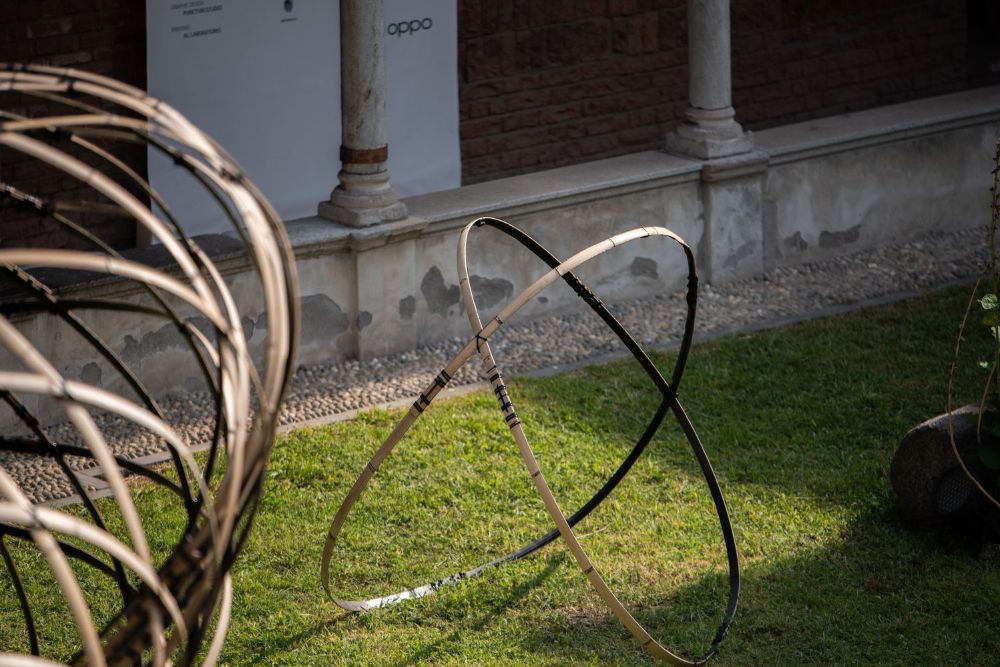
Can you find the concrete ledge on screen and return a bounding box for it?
[275,151,701,259]
[757,86,1000,165]
[280,213,430,258]
[402,150,701,231]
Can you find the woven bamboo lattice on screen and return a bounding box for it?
[321,218,739,666]
[0,65,298,666]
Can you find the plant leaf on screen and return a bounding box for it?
[979,440,1000,470]
[983,311,1000,327]
[981,294,999,311]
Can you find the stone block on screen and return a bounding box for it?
[700,151,768,283]
[355,238,418,360]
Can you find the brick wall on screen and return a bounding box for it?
[0,0,146,250]
[458,0,970,184]
[458,1,689,184]
[732,0,968,130]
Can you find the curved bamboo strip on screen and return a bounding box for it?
[0,65,298,665]
[321,218,738,664]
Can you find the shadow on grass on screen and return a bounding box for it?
[511,288,993,514]
[518,507,999,666]
[244,610,353,665]
[241,554,566,666]
[236,288,994,665]
[392,553,565,666]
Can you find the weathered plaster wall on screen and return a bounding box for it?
[762,122,997,268]
[407,181,704,350]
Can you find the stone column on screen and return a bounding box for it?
[319,0,407,226]
[666,0,752,159]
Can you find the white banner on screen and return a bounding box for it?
[146,0,459,235]
[384,0,460,198]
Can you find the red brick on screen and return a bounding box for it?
[461,117,504,139]
[57,33,79,51]
[79,30,106,49]
[612,16,643,54]
[609,0,639,17]
[505,88,551,111]
[50,50,92,67]
[57,0,95,14]
[577,134,620,156]
[463,0,483,37]
[641,11,658,52]
[628,106,658,127]
[583,89,658,116]
[458,0,969,182]
[616,126,659,146]
[538,102,582,124]
[583,114,630,136]
[465,98,505,119]
[0,5,21,22]
[461,138,495,160]
[464,80,507,100]
[1,39,36,60]
[502,109,541,131]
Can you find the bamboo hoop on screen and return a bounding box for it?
[947,272,1000,511]
[321,218,738,665]
[944,134,1000,513]
[0,65,298,665]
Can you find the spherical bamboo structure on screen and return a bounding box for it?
[0,64,298,666]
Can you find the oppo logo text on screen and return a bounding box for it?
[387,18,433,37]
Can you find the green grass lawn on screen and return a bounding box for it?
[3,286,999,665]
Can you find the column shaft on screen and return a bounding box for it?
[340,0,386,156]
[688,0,731,112]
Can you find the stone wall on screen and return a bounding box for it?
[296,86,1000,363]
[0,86,995,429]
[458,0,970,183]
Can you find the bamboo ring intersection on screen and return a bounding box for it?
[320,218,739,665]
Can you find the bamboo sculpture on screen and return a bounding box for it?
[0,65,298,666]
[321,218,739,665]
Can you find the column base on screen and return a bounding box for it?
[665,106,753,160]
[318,167,409,227]
[666,126,753,160]
[319,198,408,227]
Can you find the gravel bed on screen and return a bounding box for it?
[3,225,987,504]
